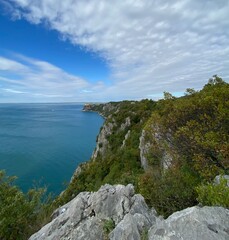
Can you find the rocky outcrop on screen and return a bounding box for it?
[83,103,118,118]
[120,117,131,131]
[92,121,115,160]
[92,114,132,160]
[139,130,151,170]
[148,206,229,240]
[82,104,94,111]
[139,124,174,171]
[121,130,131,149]
[29,184,156,240]
[30,184,229,240]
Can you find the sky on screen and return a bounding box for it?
[0,0,229,103]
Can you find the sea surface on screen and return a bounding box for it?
[0,103,104,195]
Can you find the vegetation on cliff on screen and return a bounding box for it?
[58,99,156,204]
[59,75,229,217]
[139,75,229,215]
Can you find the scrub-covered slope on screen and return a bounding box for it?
[59,76,229,217]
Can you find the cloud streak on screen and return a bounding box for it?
[0,54,92,102]
[2,0,229,101]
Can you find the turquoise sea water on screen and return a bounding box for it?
[0,103,104,195]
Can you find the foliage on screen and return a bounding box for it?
[207,74,225,86]
[137,76,228,216]
[140,228,148,240]
[138,163,199,217]
[196,176,229,207]
[163,91,175,100]
[185,88,196,95]
[150,75,228,179]
[0,170,54,240]
[60,77,228,216]
[58,99,155,204]
[103,218,115,237]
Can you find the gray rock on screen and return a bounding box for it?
[139,128,173,171]
[120,117,131,131]
[148,206,229,240]
[214,175,229,187]
[109,213,141,240]
[121,130,131,148]
[92,121,114,160]
[29,184,156,240]
[110,212,155,240]
[30,184,229,240]
[139,130,150,170]
[110,193,157,240]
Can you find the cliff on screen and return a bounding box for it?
[60,79,228,217]
[60,99,156,204]
[29,78,229,239]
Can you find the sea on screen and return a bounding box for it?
[0,103,104,195]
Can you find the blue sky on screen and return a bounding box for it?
[0,0,229,103]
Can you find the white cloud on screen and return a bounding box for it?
[3,88,27,94]
[3,0,229,101]
[0,54,91,102]
[0,56,27,71]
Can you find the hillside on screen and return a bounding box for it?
[58,75,229,217]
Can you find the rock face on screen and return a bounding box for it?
[29,184,156,240]
[139,124,174,171]
[82,104,93,111]
[92,121,114,160]
[139,130,151,170]
[29,184,229,240]
[148,206,229,240]
[120,117,131,131]
[121,130,131,149]
[92,114,132,160]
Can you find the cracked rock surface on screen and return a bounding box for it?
[29,184,229,240]
[148,206,229,240]
[29,184,156,240]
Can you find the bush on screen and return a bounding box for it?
[138,164,199,217]
[0,171,53,240]
[103,218,115,239]
[196,176,229,207]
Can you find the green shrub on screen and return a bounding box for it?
[0,170,54,240]
[138,164,199,217]
[140,228,148,240]
[103,218,115,239]
[196,176,229,207]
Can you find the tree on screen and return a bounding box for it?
[207,75,224,86]
[163,91,175,100]
[185,88,196,95]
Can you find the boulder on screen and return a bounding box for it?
[148,206,229,240]
[29,184,156,240]
[29,184,229,240]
